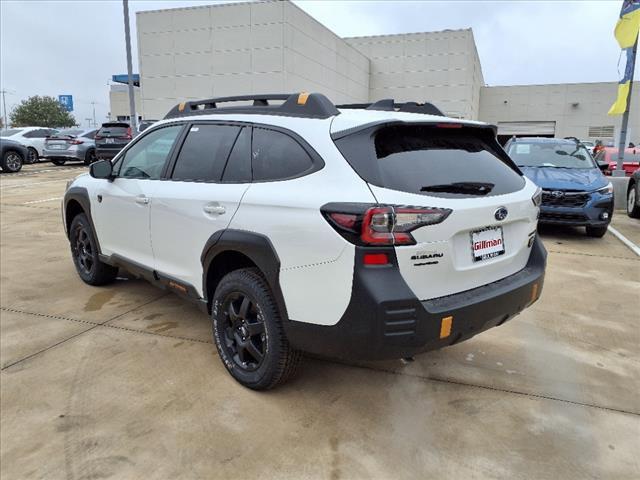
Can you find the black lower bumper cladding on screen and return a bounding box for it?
[284,237,547,361]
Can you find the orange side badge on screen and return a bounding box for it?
[297,92,309,105]
[440,316,453,339]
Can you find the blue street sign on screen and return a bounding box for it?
[58,95,73,112]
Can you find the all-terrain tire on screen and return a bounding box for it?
[212,267,302,390]
[627,182,640,218]
[69,213,118,285]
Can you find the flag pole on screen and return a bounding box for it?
[614,35,638,177]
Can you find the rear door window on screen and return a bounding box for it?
[335,124,524,197]
[251,128,315,181]
[171,124,240,182]
[221,127,252,183]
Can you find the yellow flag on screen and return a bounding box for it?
[608,82,631,115]
[615,1,640,48]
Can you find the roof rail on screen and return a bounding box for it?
[164,92,339,120]
[336,99,445,117]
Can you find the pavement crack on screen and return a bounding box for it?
[547,249,640,261]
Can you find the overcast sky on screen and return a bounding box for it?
[0,0,634,127]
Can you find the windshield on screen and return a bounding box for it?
[507,142,597,169]
[0,129,23,137]
[97,126,128,137]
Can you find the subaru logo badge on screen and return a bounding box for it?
[494,207,508,221]
[551,190,564,198]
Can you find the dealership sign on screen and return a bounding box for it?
[58,95,73,112]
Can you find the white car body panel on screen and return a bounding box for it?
[92,178,157,268]
[3,127,57,157]
[368,178,539,300]
[151,181,250,295]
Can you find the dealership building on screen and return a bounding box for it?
[109,0,638,143]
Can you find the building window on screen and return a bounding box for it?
[588,126,615,138]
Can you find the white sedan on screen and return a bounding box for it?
[0,127,59,163]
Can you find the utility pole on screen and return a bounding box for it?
[1,89,7,130]
[614,35,638,177]
[122,0,138,134]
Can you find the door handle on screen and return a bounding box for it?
[135,195,150,205]
[203,203,226,215]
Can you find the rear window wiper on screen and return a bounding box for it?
[420,182,494,195]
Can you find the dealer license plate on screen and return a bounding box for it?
[105,138,114,144]
[471,226,505,262]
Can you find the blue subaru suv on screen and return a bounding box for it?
[505,137,613,237]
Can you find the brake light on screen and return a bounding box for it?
[70,139,84,145]
[363,253,390,265]
[323,204,451,246]
[94,135,103,140]
[436,123,463,129]
[124,127,132,140]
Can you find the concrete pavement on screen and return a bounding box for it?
[1,164,639,479]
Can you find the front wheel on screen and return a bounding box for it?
[1,150,23,172]
[586,225,608,238]
[26,148,38,164]
[51,159,66,166]
[69,213,118,285]
[627,183,640,218]
[212,268,302,390]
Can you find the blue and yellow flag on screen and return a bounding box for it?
[609,0,640,115]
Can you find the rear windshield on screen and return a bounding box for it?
[335,124,524,197]
[98,126,128,137]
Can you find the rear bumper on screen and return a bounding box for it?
[95,148,120,160]
[43,149,83,161]
[284,237,547,361]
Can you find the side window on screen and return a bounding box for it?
[46,129,58,137]
[171,124,240,182]
[117,125,183,180]
[251,128,315,181]
[24,129,45,138]
[221,127,252,183]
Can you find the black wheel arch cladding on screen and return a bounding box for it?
[201,229,288,320]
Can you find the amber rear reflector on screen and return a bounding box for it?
[178,102,186,112]
[530,283,539,304]
[440,316,453,339]
[297,92,310,105]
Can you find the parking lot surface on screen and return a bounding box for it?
[1,164,639,479]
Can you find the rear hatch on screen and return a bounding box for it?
[95,123,131,150]
[45,133,82,151]
[333,121,540,301]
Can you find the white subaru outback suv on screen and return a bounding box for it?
[62,93,546,390]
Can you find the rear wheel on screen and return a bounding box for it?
[51,159,66,166]
[1,150,23,173]
[586,225,608,238]
[69,213,118,285]
[212,268,302,390]
[84,149,96,166]
[627,183,640,218]
[26,148,38,164]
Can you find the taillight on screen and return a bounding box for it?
[69,139,84,145]
[323,203,451,246]
[124,127,132,139]
[94,135,103,140]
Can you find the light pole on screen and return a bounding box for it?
[122,0,138,134]
[1,89,7,130]
[613,36,638,177]
[90,101,97,127]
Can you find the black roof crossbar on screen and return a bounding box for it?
[336,99,445,116]
[164,93,340,120]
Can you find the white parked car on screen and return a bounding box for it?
[62,93,547,390]
[0,127,59,163]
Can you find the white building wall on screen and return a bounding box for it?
[135,1,369,119]
[479,82,640,142]
[109,85,142,121]
[345,29,483,119]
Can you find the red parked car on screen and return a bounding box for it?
[594,147,640,176]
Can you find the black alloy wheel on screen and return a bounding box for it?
[73,224,94,276]
[26,148,38,164]
[219,292,266,371]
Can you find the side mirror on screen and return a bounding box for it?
[90,160,113,179]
